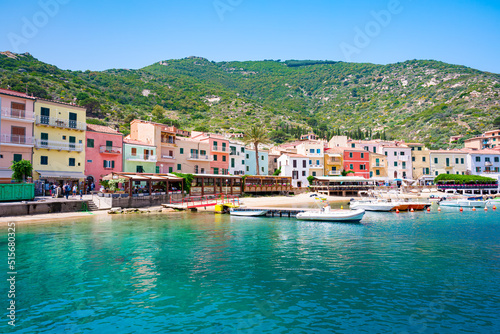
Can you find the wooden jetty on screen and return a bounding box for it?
[231,207,321,217]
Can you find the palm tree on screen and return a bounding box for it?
[243,125,271,176]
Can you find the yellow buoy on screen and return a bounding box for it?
[341,205,343,210]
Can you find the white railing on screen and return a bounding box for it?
[126,154,157,162]
[34,139,83,151]
[398,155,409,162]
[212,146,227,152]
[307,153,323,157]
[188,154,213,161]
[161,155,175,160]
[1,107,35,121]
[161,139,175,145]
[373,162,386,167]
[328,170,341,176]
[35,115,86,131]
[1,134,35,145]
[100,146,122,154]
[310,164,324,168]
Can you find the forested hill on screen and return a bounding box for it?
[1,51,499,148]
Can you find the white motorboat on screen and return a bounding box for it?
[296,206,365,223]
[350,200,396,212]
[439,199,488,208]
[229,209,268,217]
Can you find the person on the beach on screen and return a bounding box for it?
[64,183,70,199]
[72,184,77,197]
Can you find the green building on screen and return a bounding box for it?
[123,139,157,174]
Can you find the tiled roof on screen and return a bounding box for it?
[86,124,121,134]
[123,138,155,147]
[0,88,36,100]
[283,153,308,158]
[430,150,468,154]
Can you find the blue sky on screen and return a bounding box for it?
[1,0,499,73]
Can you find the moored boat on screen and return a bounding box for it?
[350,200,396,212]
[230,209,268,216]
[296,206,365,223]
[439,199,488,208]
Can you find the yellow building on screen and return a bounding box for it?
[33,99,86,186]
[407,143,431,181]
[429,150,468,177]
[324,148,343,176]
[369,152,388,179]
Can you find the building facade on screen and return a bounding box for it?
[245,148,269,175]
[278,153,310,188]
[33,99,86,186]
[296,141,324,177]
[429,150,468,176]
[369,152,388,179]
[466,149,500,175]
[268,153,280,175]
[407,143,431,181]
[341,148,370,179]
[229,141,246,175]
[85,124,123,185]
[381,145,412,180]
[464,130,500,150]
[123,138,157,174]
[175,137,212,174]
[324,148,343,176]
[191,132,230,175]
[0,88,35,182]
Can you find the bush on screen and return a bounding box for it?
[434,174,496,184]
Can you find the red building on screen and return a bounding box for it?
[85,124,123,186]
[191,132,230,175]
[330,147,370,179]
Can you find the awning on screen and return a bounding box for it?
[0,170,13,179]
[36,170,86,179]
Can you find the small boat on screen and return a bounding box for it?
[439,199,488,208]
[296,206,365,223]
[230,209,268,217]
[350,200,396,212]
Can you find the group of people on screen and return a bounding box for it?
[45,182,84,200]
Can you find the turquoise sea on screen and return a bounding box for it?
[1,206,499,333]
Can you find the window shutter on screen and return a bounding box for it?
[112,160,115,168]
[103,160,106,168]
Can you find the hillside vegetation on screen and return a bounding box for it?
[0,51,499,148]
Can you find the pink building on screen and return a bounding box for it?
[85,124,123,186]
[191,132,230,175]
[0,88,36,182]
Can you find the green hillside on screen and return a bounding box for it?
[1,51,499,148]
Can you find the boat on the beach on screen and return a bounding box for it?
[229,209,268,217]
[439,199,488,208]
[296,206,365,223]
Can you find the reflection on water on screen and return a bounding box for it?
[2,209,499,333]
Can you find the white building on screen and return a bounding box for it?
[381,145,413,180]
[228,141,245,175]
[465,149,500,175]
[278,153,310,188]
[296,141,324,177]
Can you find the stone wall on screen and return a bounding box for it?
[0,201,86,218]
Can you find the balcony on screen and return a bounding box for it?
[188,154,213,161]
[372,162,386,167]
[485,161,493,167]
[125,154,157,162]
[310,164,324,169]
[212,146,227,153]
[161,154,175,160]
[160,138,176,147]
[398,156,409,162]
[1,107,35,122]
[444,165,455,169]
[307,152,323,157]
[100,146,122,154]
[34,139,83,151]
[0,134,34,146]
[328,170,341,176]
[35,115,86,131]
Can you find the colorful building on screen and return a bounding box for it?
[191,132,230,175]
[464,130,500,150]
[324,148,343,176]
[129,120,177,173]
[175,137,211,174]
[407,143,431,181]
[229,141,245,175]
[296,141,324,177]
[334,147,370,179]
[278,153,310,187]
[85,124,123,186]
[0,88,35,182]
[245,148,268,175]
[381,145,412,180]
[123,138,157,174]
[32,99,86,186]
[429,150,468,176]
[369,152,388,179]
[268,153,280,175]
[465,149,500,175]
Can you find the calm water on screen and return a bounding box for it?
[2,207,499,333]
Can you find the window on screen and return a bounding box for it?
[131,148,137,156]
[68,112,77,129]
[312,171,316,176]
[402,162,406,169]
[41,156,48,165]
[261,155,264,160]
[364,146,368,151]
[418,147,422,151]
[106,140,113,148]
[384,152,388,156]
[475,156,481,162]
[241,147,245,152]
[246,154,249,159]
[302,160,306,168]
[222,155,226,162]
[213,155,217,161]
[446,158,450,167]
[351,143,355,148]
[412,157,415,162]
[302,171,306,176]
[194,165,199,174]
[69,158,75,166]
[13,154,22,162]
[40,107,50,124]
[231,158,235,168]
[349,164,353,170]
[310,149,314,153]
[360,164,365,170]
[394,152,397,156]
[434,158,438,164]
[400,152,405,156]
[360,153,364,159]
[485,157,490,162]
[87,160,92,163]
[180,148,184,154]
[495,157,499,163]
[422,157,426,162]
[69,136,76,150]
[156,166,160,173]
[103,160,115,168]
[261,167,264,172]
[214,168,219,175]
[316,160,320,165]
[455,158,459,164]
[87,138,94,148]
[200,168,205,174]
[62,136,66,140]
[177,164,181,171]
[316,149,320,153]
[169,167,173,173]
[246,166,249,172]
[200,150,206,156]
[293,160,297,168]
[394,161,398,167]
[376,169,380,176]
[349,152,353,158]
[461,158,464,164]
[373,147,376,153]
[476,167,481,173]
[242,160,245,165]
[435,171,438,176]
[309,160,312,165]
[274,158,277,163]
[292,171,298,179]
[136,166,144,173]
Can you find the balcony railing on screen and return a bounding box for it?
[35,115,86,131]
[161,139,175,146]
[328,170,341,176]
[398,156,409,162]
[1,107,35,121]
[100,146,122,154]
[310,164,324,168]
[307,153,323,157]
[1,134,35,145]
[125,154,157,162]
[34,139,83,151]
[373,162,386,167]
[188,154,213,161]
[212,146,227,153]
[161,155,175,160]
